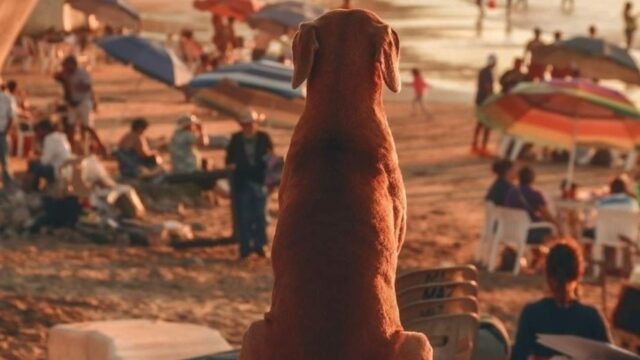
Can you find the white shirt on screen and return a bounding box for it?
[41,132,73,170]
[596,193,639,212]
[0,92,14,132]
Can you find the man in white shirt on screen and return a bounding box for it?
[27,119,73,191]
[0,90,14,186]
[597,178,639,212]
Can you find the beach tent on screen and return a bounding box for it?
[0,0,39,68]
[21,0,88,36]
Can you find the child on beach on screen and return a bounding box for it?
[410,68,432,119]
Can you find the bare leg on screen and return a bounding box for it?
[482,127,491,150]
[238,320,268,360]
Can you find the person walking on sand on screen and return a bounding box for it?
[472,54,497,156]
[624,2,638,49]
[410,68,432,119]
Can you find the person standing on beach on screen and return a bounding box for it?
[524,28,546,81]
[53,55,96,154]
[589,25,598,38]
[0,90,14,187]
[624,2,638,49]
[410,68,431,119]
[472,54,497,155]
[499,57,526,93]
[226,110,273,259]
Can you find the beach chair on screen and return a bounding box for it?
[397,281,478,309]
[488,207,557,275]
[590,209,640,275]
[404,313,480,360]
[476,202,497,266]
[396,265,478,293]
[399,296,478,325]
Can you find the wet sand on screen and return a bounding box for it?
[0,0,635,358]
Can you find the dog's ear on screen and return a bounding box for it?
[376,25,401,93]
[292,22,319,89]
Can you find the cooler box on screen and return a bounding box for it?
[48,319,233,360]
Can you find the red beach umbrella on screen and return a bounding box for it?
[192,0,262,21]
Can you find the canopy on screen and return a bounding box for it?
[533,36,640,84]
[189,60,302,99]
[248,1,326,36]
[98,35,193,87]
[0,0,39,68]
[192,0,262,21]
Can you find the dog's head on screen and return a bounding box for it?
[291,9,401,93]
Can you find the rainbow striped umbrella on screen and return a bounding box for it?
[479,80,640,151]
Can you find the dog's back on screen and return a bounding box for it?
[239,10,431,360]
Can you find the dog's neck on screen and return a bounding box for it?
[304,67,384,119]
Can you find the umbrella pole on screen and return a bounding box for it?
[567,145,577,186]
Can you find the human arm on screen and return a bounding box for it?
[3,100,14,133]
[225,135,237,168]
[196,124,209,147]
[589,308,612,343]
[135,136,155,158]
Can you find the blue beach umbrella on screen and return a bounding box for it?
[98,35,193,87]
[189,60,302,99]
[68,0,140,28]
[248,1,325,35]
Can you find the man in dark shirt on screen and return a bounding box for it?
[499,57,526,94]
[511,242,611,360]
[473,54,497,156]
[486,159,514,206]
[226,110,274,259]
[504,166,559,244]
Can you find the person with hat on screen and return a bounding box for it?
[225,110,274,259]
[170,114,209,174]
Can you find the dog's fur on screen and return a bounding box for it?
[238,9,432,360]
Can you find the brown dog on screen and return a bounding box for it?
[238,9,432,360]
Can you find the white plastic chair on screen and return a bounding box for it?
[396,265,478,293]
[475,202,497,266]
[404,313,479,360]
[488,207,557,275]
[591,209,639,273]
[399,296,478,325]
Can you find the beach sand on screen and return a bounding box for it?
[0,0,635,358]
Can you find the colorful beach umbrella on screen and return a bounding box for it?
[192,0,262,21]
[98,35,193,87]
[68,0,140,28]
[189,60,302,99]
[248,1,326,36]
[480,80,640,150]
[479,80,640,181]
[533,36,640,84]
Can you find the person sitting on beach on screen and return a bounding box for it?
[26,119,73,191]
[505,166,559,244]
[170,114,208,174]
[511,241,611,360]
[410,68,431,119]
[499,57,527,93]
[115,118,163,178]
[486,159,515,206]
[582,177,639,240]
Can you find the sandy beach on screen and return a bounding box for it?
[1,0,637,358]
